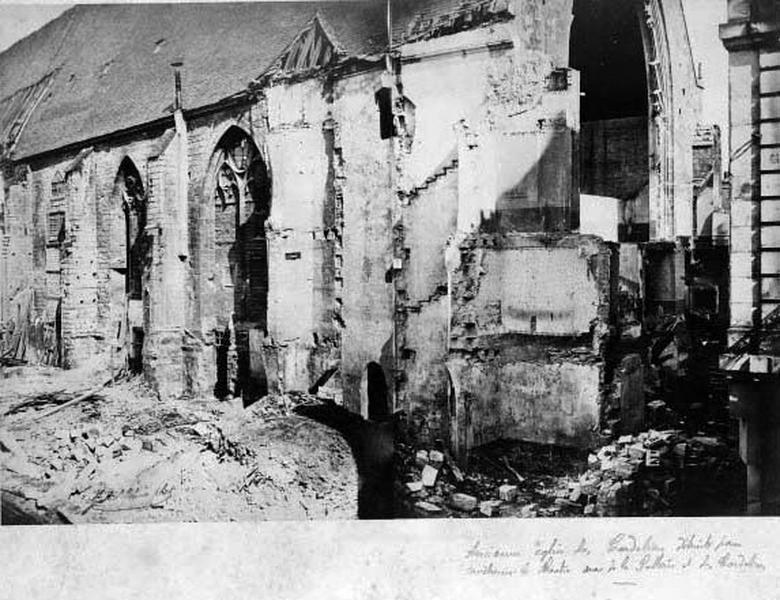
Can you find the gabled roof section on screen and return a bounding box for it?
[282,17,339,73]
[0,2,385,161]
[263,5,388,80]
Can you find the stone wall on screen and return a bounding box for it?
[445,233,616,452]
[0,0,708,457]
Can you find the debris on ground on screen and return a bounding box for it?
[1,366,359,524]
[395,429,743,518]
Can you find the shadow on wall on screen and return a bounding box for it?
[211,129,271,404]
[294,401,399,520]
[477,113,578,234]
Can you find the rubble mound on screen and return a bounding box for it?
[395,430,744,518]
[1,367,358,523]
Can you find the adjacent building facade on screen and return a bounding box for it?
[1,0,712,457]
[720,0,780,514]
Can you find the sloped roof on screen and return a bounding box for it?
[0,2,387,160]
[391,0,513,45]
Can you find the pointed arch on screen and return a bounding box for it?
[101,156,149,375]
[113,156,147,300]
[202,125,271,401]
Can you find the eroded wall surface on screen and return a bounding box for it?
[445,234,615,451]
[0,0,706,457]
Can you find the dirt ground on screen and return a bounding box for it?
[1,366,359,524]
[2,364,746,524]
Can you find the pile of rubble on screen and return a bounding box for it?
[570,429,740,516]
[395,444,563,519]
[2,368,359,524]
[396,429,742,518]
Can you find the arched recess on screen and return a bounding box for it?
[445,366,469,463]
[109,157,148,374]
[360,361,392,421]
[570,0,676,242]
[202,126,271,401]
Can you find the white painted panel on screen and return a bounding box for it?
[761,121,780,145]
[762,199,780,222]
[761,225,780,246]
[731,302,754,327]
[761,69,780,94]
[762,95,780,120]
[761,277,780,300]
[761,147,780,171]
[760,51,780,69]
[763,173,780,196]
[761,251,780,276]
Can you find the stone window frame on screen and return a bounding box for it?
[48,171,67,246]
[213,135,258,209]
[46,210,66,246]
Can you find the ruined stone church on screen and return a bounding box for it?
[1,0,715,457]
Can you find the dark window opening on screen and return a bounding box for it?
[213,127,271,328]
[570,0,648,122]
[375,87,394,140]
[210,127,272,402]
[570,0,650,242]
[50,179,66,200]
[448,374,456,418]
[367,362,389,421]
[117,158,147,301]
[47,211,65,245]
[691,285,718,314]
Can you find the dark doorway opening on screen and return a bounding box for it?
[294,401,397,519]
[366,362,389,421]
[214,326,230,399]
[129,327,144,374]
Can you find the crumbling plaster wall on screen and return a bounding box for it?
[176,97,337,400]
[1,168,34,328]
[397,15,579,238]
[59,132,186,394]
[446,233,615,449]
[334,69,396,416]
[449,235,613,343]
[262,79,339,395]
[395,170,459,443]
[3,124,194,397]
[393,1,605,449]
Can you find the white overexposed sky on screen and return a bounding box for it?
[0,0,730,140]
[0,3,71,53]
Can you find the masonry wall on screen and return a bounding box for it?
[185,104,265,397]
[392,5,611,451]
[263,79,339,395]
[334,69,396,416]
[1,170,34,330]
[581,117,648,200]
[0,121,197,396]
[446,233,615,451]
